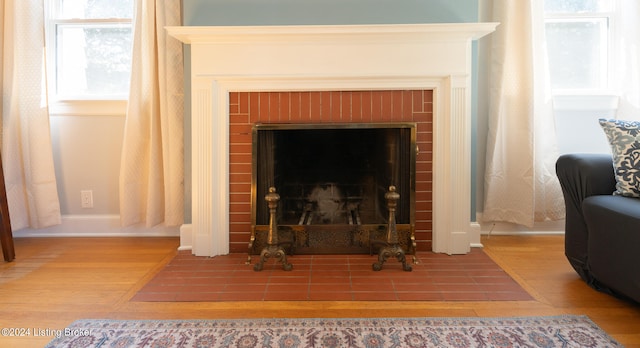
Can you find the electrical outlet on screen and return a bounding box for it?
[81,190,93,208]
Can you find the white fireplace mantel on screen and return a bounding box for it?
[168,23,497,257]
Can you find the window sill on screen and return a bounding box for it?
[49,100,128,117]
[552,94,619,111]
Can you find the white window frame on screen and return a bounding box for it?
[544,2,616,96]
[45,0,133,116]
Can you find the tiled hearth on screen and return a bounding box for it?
[133,250,533,302]
[228,90,433,253]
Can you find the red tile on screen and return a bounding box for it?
[481,283,531,293]
[259,92,271,121]
[361,91,373,122]
[224,284,267,294]
[132,251,532,302]
[310,92,322,122]
[350,273,393,282]
[264,291,309,301]
[266,283,309,293]
[300,92,311,121]
[331,91,342,122]
[394,283,440,292]
[441,292,488,301]
[381,91,392,121]
[396,291,443,301]
[230,243,250,253]
[426,90,434,102]
[279,92,290,121]
[313,257,349,265]
[412,90,423,113]
[351,282,394,292]
[290,92,301,121]
[269,275,309,284]
[412,112,430,122]
[402,90,413,117]
[352,291,397,301]
[229,142,252,154]
[309,283,352,293]
[308,292,353,301]
[320,92,332,121]
[310,275,351,284]
[229,171,251,185]
[371,91,383,121]
[217,292,264,301]
[175,292,220,302]
[229,92,239,105]
[249,93,260,123]
[269,92,280,122]
[239,92,249,114]
[391,90,403,120]
[341,92,352,122]
[229,204,250,216]
[351,92,362,122]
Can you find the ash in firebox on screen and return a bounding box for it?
[307,184,344,224]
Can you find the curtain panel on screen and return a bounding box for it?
[1,0,61,230]
[483,0,565,227]
[615,0,640,119]
[119,0,184,227]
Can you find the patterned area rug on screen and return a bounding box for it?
[45,315,621,348]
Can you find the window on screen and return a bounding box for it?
[544,0,614,92]
[46,0,134,101]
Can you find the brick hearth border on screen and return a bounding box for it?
[228,90,433,253]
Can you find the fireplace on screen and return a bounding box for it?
[167,23,497,257]
[250,123,416,254]
[230,90,431,255]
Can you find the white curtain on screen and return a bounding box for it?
[119,0,184,227]
[1,0,61,230]
[614,0,640,119]
[483,0,565,227]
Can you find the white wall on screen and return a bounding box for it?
[553,95,616,155]
[15,110,178,237]
[50,115,124,215]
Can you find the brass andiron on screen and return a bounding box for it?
[373,186,412,271]
[254,187,293,271]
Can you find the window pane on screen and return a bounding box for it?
[56,25,132,97]
[59,0,133,19]
[544,0,612,13]
[545,19,607,90]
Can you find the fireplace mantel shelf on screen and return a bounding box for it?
[170,23,497,257]
[166,23,498,44]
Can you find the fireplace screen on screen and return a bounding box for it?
[250,123,416,254]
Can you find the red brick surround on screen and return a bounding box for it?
[228,90,433,253]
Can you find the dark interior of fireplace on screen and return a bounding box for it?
[252,123,415,254]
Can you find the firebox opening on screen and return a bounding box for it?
[252,123,416,254]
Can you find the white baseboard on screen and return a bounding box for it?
[469,221,483,248]
[15,214,557,244]
[475,213,565,235]
[144,217,561,254]
[179,224,193,250]
[13,215,180,237]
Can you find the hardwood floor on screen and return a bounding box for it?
[0,235,638,347]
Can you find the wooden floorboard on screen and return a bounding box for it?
[0,235,638,347]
